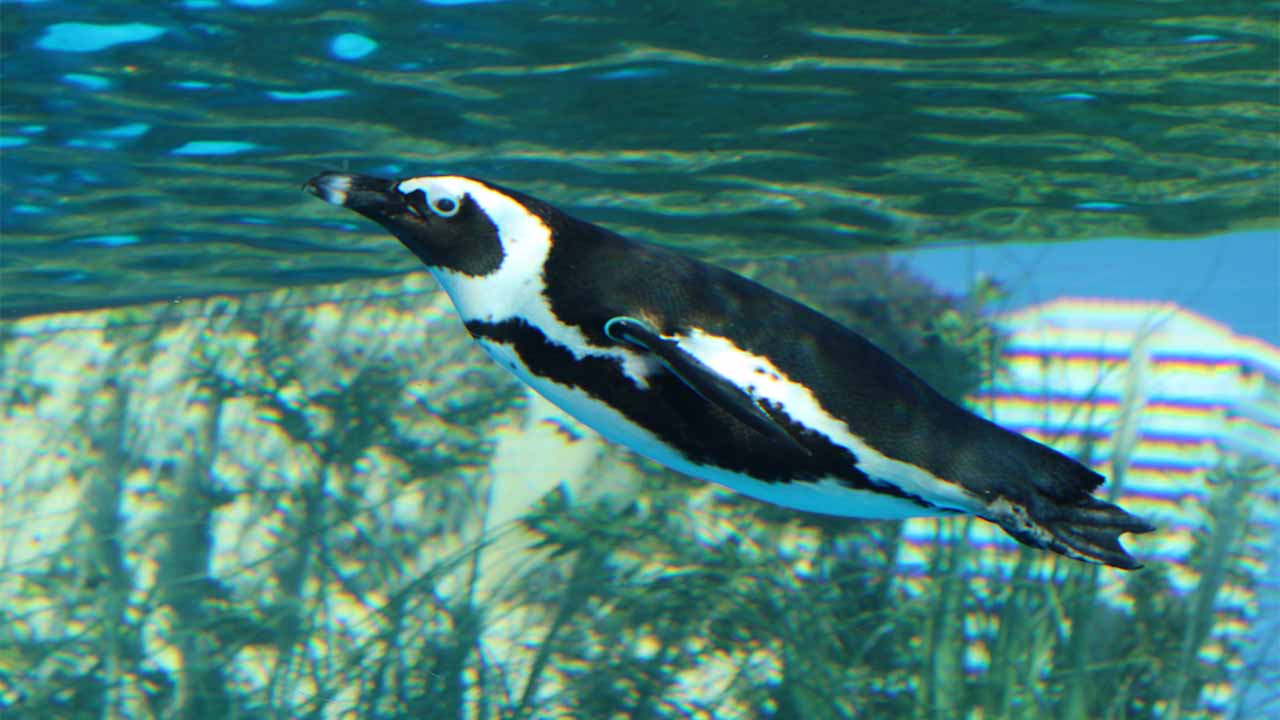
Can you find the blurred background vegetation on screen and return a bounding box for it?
[1,259,1274,719]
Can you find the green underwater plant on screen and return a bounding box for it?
[1,260,1272,719]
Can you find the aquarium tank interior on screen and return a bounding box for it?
[1,1,1277,718]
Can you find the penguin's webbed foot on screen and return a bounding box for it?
[987,495,1155,570]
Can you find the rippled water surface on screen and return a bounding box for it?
[1,0,1276,316]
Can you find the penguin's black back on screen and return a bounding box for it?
[494,196,1099,507]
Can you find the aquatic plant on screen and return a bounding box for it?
[1,261,1272,718]
[0,278,523,718]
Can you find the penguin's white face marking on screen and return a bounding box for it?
[397,177,463,219]
[396,175,659,387]
[395,176,546,318]
[677,328,983,515]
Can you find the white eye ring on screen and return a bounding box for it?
[397,178,464,219]
[429,193,461,218]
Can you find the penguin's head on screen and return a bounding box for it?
[306,171,553,277]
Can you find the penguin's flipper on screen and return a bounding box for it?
[604,316,809,453]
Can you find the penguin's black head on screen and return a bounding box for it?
[306,171,527,277]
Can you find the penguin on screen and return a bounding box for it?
[304,171,1155,569]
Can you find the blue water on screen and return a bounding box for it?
[1,1,1277,718]
[2,0,1276,317]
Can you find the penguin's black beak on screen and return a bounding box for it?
[304,172,404,219]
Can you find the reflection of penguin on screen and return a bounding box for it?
[306,171,1154,569]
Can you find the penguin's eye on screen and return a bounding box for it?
[430,194,461,218]
[402,189,462,220]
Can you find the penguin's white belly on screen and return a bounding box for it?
[476,338,957,520]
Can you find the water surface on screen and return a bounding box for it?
[2,0,1276,316]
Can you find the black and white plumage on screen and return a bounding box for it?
[305,171,1155,569]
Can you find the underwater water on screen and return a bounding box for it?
[1,1,1278,718]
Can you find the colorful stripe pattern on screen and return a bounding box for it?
[898,298,1279,714]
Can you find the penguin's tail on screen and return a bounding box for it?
[985,492,1156,570]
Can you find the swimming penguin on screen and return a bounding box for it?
[305,171,1155,569]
